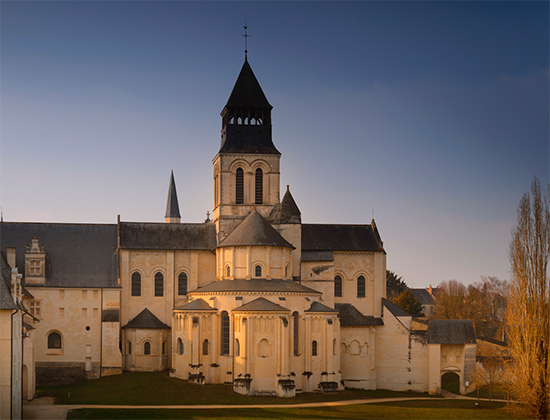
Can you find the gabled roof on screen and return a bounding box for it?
[335,303,384,327]
[0,253,16,310]
[191,278,320,295]
[305,301,338,313]
[122,308,170,329]
[382,298,411,317]
[119,222,216,251]
[165,170,181,219]
[410,288,436,305]
[225,59,272,110]
[0,222,118,288]
[428,320,476,344]
[233,297,289,312]
[176,298,217,311]
[218,211,294,249]
[301,224,384,252]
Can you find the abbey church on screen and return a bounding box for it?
[1,56,476,412]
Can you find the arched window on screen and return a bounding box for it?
[235,339,240,357]
[255,265,262,277]
[226,265,231,278]
[178,272,188,296]
[162,341,166,355]
[236,168,244,204]
[312,340,318,356]
[285,266,288,277]
[128,341,132,355]
[177,338,183,355]
[350,340,360,355]
[155,272,164,297]
[255,168,263,205]
[47,332,61,349]
[131,272,141,296]
[334,275,343,297]
[144,342,151,355]
[203,339,209,356]
[220,312,230,355]
[357,275,366,298]
[293,312,299,356]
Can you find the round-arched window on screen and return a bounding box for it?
[255,265,262,277]
[48,332,61,349]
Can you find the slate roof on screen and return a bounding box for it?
[191,279,321,295]
[335,303,384,326]
[219,59,279,155]
[305,301,338,313]
[119,222,216,250]
[225,59,272,109]
[428,320,476,344]
[218,211,294,249]
[165,171,181,219]
[0,222,118,288]
[301,224,384,252]
[382,298,411,317]
[279,186,301,224]
[176,298,217,311]
[233,297,289,312]
[0,252,17,310]
[301,251,334,262]
[122,308,170,329]
[410,288,436,305]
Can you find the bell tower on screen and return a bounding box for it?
[212,57,281,242]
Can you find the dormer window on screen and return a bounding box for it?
[25,236,46,285]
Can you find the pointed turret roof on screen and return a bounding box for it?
[280,185,301,223]
[225,58,272,110]
[218,211,294,248]
[165,171,181,219]
[219,59,279,155]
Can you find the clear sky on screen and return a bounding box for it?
[1,1,548,288]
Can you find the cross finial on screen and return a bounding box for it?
[242,22,250,60]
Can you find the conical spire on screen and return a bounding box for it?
[164,170,181,223]
[280,185,301,223]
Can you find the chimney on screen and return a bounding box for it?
[7,247,16,268]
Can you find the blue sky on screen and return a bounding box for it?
[1,1,548,288]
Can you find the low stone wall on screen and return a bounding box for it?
[36,362,100,386]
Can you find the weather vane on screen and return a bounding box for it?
[242,22,250,59]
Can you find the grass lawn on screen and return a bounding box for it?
[37,371,436,406]
[67,400,513,419]
[466,385,509,401]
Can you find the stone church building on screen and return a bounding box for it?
[0,57,476,402]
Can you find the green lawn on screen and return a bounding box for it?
[37,371,436,406]
[67,400,513,419]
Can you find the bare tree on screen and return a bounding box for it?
[507,177,550,420]
[433,279,483,321]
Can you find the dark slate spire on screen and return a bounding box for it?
[219,59,280,155]
[280,185,301,223]
[165,170,181,223]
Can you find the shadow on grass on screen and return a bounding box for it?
[67,400,512,420]
[38,371,436,406]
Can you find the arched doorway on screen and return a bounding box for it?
[441,371,460,394]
